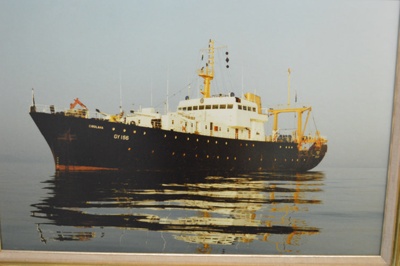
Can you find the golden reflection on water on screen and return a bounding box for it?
[31,171,324,254]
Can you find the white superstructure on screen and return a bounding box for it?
[124,39,268,142]
[120,39,326,151]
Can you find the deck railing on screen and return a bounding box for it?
[29,104,97,119]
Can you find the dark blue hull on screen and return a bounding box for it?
[30,111,327,172]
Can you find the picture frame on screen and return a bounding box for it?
[0,7,399,266]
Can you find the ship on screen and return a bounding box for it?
[29,40,327,173]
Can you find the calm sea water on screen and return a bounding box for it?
[0,161,386,255]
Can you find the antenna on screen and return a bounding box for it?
[287,68,291,106]
[241,66,244,97]
[119,68,123,112]
[166,67,170,113]
[150,79,153,107]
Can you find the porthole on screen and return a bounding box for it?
[206,155,209,158]
[225,142,228,145]
[183,153,186,157]
[196,138,199,142]
[143,131,146,135]
[226,157,229,160]
[234,157,237,160]
[216,156,219,159]
[172,152,175,156]
[164,134,167,138]
[123,129,126,132]
[133,130,136,134]
[128,148,131,151]
[215,141,218,144]
[207,140,210,143]
[187,137,190,141]
[112,127,115,131]
[175,136,178,139]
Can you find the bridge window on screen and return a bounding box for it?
[199,105,205,110]
[220,104,226,109]
[206,105,211,109]
[227,104,233,109]
[238,105,242,110]
[193,106,198,110]
[212,105,218,109]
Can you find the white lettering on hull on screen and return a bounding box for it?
[89,124,104,129]
[114,134,129,141]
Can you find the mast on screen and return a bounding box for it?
[269,69,327,150]
[269,106,311,150]
[30,88,36,112]
[198,39,215,98]
[31,88,35,107]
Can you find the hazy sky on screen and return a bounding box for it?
[0,0,398,169]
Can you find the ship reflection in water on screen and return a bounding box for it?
[31,171,324,254]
